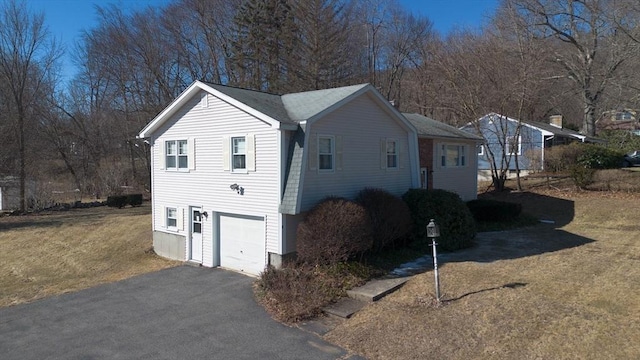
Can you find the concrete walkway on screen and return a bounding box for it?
[0,266,355,360]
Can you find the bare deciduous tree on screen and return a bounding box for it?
[0,0,61,211]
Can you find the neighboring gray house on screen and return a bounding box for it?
[404,113,483,201]
[138,81,420,276]
[461,113,601,177]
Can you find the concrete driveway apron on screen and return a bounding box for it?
[0,266,351,360]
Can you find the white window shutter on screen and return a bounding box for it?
[160,141,166,170]
[399,140,405,169]
[380,138,387,169]
[247,134,256,171]
[308,133,317,171]
[222,136,230,171]
[188,138,195,170]
[162,206,167,228]
[336,135,343,171]
[177,207,184,231]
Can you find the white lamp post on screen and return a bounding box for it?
[426,219,441,304]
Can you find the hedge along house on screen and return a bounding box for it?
[138,81,420,276]
[403,113,483,201]
[461,113,602,180]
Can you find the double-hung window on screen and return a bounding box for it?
[506,136,522,155]
[165,140,188,170]
[441,144,466,167]
[232,137,246,170]
[386,139,398,168]
[318,136,334,171]
[166,207,178,228]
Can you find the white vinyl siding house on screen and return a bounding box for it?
[300,94,415,211]
[139,81,420,276]
[145,90,281,275]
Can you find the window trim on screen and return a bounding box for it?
[231,136,247,172]
[506,135,522,156]
[440,144,467,168]
[166,207,178,231]
[318,135,335,172]
[386,139,399,169]
[478,144,484,156]
[164,139,190,171]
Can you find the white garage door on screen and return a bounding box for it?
[219,214,266,276]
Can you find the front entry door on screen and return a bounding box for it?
[190,207,203,263]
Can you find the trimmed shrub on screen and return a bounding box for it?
[296,197,373,265]
[106,195,128,208]
[467,199,522,222]
[402,189,476,251]
[355,188,413,252]
[126,194,143,207]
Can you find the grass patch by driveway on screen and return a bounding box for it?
[0,204,179,307]
[324,191,640,359]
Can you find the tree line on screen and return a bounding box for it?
[2,0,640,210]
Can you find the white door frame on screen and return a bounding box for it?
[189,206,203,263]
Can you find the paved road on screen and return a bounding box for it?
[0,266,351,360]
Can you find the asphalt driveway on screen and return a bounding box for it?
[0,266,351,360]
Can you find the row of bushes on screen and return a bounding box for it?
[258,188,524,322]
[545,143,623,173]
[295,188,478,266]
[544,143,625,188]
[106,194,143,208]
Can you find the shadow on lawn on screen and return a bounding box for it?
[440,226,594,265]
[478,190,575,227]
[440,191,592,264]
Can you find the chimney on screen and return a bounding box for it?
[549,115,563,128]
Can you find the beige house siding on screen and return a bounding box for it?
[431,139,479,201]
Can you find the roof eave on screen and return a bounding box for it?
[138,80,292,138]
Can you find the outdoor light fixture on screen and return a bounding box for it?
[426,219,442,304]
[229,183,244,195]
[427,219,440,238]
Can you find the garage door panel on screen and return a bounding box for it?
[219,214,265,276]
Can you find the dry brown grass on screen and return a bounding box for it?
[0,204,179,307]
[325,184,640,359]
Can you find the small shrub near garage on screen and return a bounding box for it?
[467,199,522,222]
[355,188,413,252]
[296,197,373,265]
[402,189,476,252]
[255,263,367,323]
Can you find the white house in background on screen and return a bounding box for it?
[403,113,483,201]
[138,80,420,276]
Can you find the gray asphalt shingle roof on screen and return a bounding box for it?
[206,83,369,124]
[403,113,483,141]
[206,84,296,125]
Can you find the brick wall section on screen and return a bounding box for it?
[418,138,434,190]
